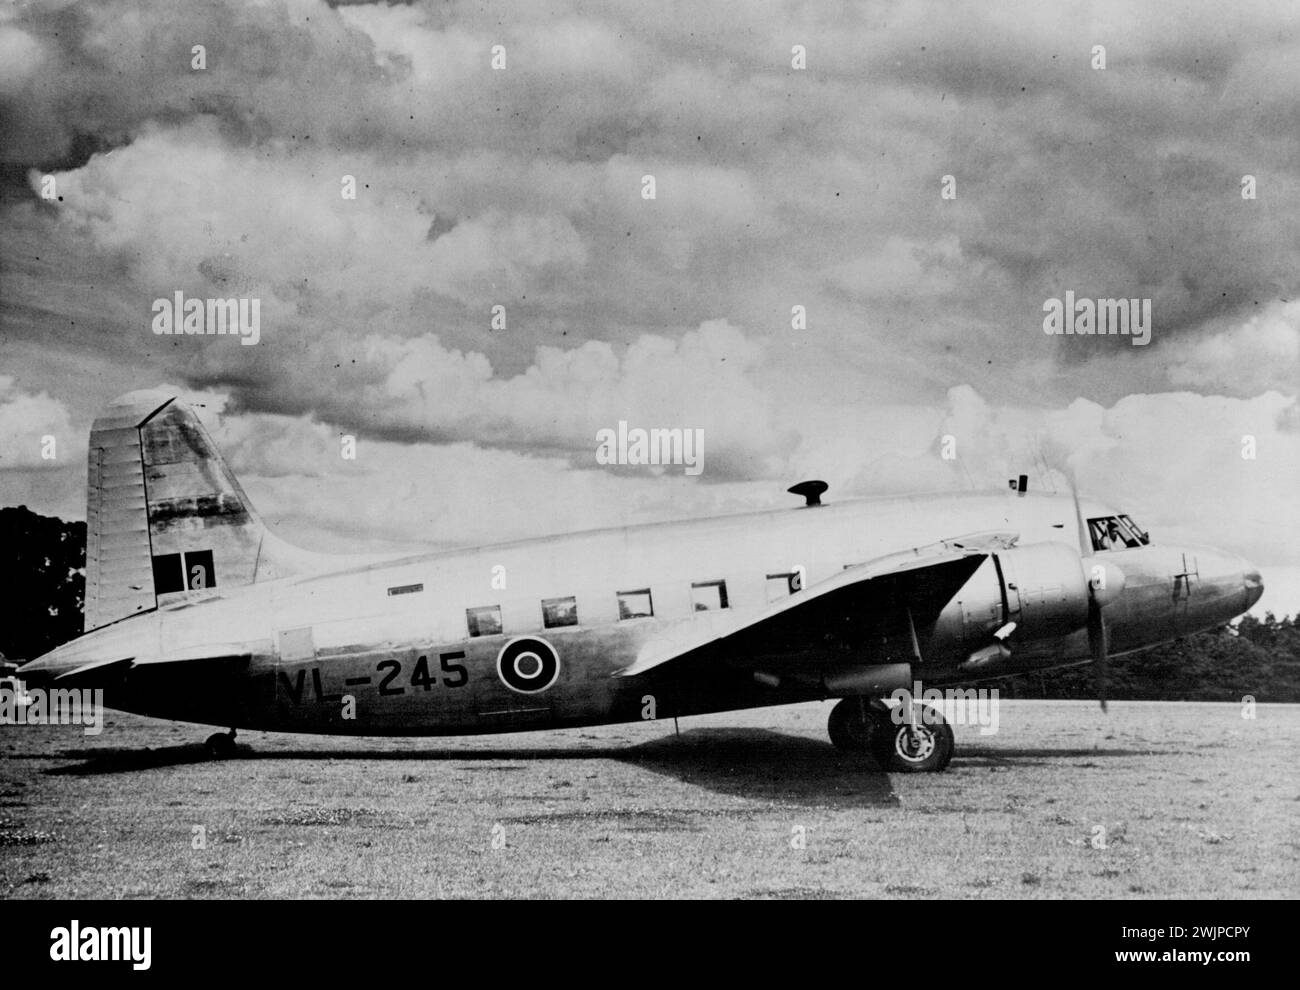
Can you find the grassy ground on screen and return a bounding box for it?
[1,700,1296,899]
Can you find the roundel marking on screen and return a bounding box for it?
[497,636,560,694]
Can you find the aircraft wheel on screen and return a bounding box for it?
[869,703,954,773]
[827,698,874,752]
[204,731,237,760]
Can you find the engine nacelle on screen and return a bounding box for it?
[998,541,1093,639]
[926,542,1090,662]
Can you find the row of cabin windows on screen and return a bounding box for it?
[459,570,804,638]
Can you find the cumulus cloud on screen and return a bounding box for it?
[1166,301,1300,394]
[424,210,589,305]
[42,120,459,307]
[0,377,82,470]
[358,318,798,477]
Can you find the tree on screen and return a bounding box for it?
[984,613,1300,702]
[0,506,85,662]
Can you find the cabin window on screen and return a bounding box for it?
[617,589,654,620]
[387,583,423,597]
[691,580,729,611]
[766,571,803,602]
[542,596,578,628]
[466,605,502,637]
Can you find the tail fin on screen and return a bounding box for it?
[84,389,315,631]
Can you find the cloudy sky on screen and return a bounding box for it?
[1,0,1296,616]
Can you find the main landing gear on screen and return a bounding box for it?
[204,729,238,760]
[827,697,954,773]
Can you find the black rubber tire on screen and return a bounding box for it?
[869,703,954,772]
[827,698,874,752]
[204,732,236,760]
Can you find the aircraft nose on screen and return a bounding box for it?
[1163,546,1264,631]
[1244,564,1264,611]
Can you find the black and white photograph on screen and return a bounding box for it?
[0,0,1296,940]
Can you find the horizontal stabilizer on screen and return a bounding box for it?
[49,656,134,688]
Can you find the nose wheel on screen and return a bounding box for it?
[827,697,954,772]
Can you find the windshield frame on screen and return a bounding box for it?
[1117,514,1149,546]
[1087,514,1148,551]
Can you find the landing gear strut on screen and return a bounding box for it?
[827,697,954,772]
[204,729,238,760]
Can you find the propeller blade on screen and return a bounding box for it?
[1089,601,1109,713]
[1069,470,1091,557]
[1070,469,1113,712]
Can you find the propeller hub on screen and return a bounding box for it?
[1082,557,1126,607]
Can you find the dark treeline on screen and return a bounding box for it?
[982,613,1300,703]
[2,506,1297,701]
[1,506,85,664]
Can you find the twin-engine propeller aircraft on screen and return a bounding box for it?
[17,390,1262,771]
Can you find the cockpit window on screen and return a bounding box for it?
[1119,515,1149,545]
[1088,515,1149,551]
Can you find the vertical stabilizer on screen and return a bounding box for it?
[84,390,272,630]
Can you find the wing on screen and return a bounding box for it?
[613,531,1017,677]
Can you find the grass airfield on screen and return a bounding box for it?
[1,700,1296,899]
